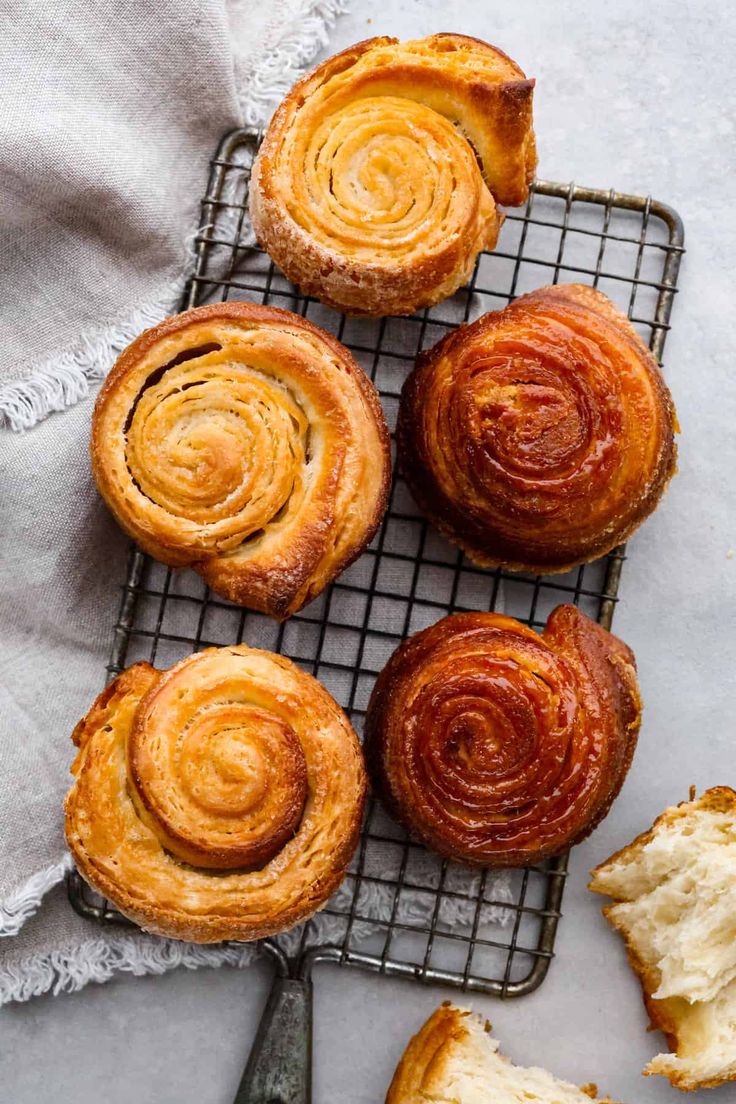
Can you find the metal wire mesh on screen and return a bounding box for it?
[68,127,684,998]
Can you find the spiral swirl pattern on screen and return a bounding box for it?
[250,34,536,316]
[65,646,366,942]
[91,302,390,618]
[398,284,677,572]
[364,606,641,867]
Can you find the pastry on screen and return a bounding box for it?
[590,787,736,1091]
[91,301,391,618]
[398,284,677,572]
[386,1003,618,1103]
[65,646,367,942]
[364,605,641,867]
[250,34,536,316]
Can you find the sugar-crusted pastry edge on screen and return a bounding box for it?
[250,34,535,316]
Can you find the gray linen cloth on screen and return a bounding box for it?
[0,0,511,1004]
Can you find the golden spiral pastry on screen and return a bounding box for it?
[398,284,678,572]
[65,646,367,942]
[91,302,391,618]
[364,606,641,867]
[250,34,536,316]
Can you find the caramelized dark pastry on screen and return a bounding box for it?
[364,606,641,867]
[398,284,677,572]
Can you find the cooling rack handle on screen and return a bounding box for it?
[233,955,313,1104]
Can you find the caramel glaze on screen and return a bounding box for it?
[398,284,677,573]
[364,605,641,867]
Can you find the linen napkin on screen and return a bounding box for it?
[0,0,512,1004]
[0,0,349,431]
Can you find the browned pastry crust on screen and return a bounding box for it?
[387,1004,476,1104]
[398,284,678,572]
[250,34,536,316]
[386,1003,619,1103]
[365,605,641,867]
[589,787,736,1091]
[91,301,391,618]
[64,647,367,942]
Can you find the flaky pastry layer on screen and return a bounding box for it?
[590,787,736,1090]
[65,647,367,942]
[365,605,641,867]
[91,301,391,617]
[386,1004,618,1103]
[398,284,677,572]
[250,34,536,315]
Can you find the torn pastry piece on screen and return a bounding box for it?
[65,646,367,942]
[250,34,536,315]
[386,1003,618,1103]
[590,787,736,1090]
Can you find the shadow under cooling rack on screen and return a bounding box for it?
[68,127,684,999]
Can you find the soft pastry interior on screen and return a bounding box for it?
[386,1004,617,1103]
[590,787,736,1090]
[250,34,536,315]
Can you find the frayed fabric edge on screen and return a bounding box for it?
[0,851,514,1004]
[0,275,186,432]
[230,0,350,127]
[0,873,515,1005]
[2,1,350,433]
[0,855,73,938]
[0,933,258,1006]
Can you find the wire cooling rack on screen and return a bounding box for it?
[68,129,684,1007]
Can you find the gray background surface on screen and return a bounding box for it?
[2,2,734,1101]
